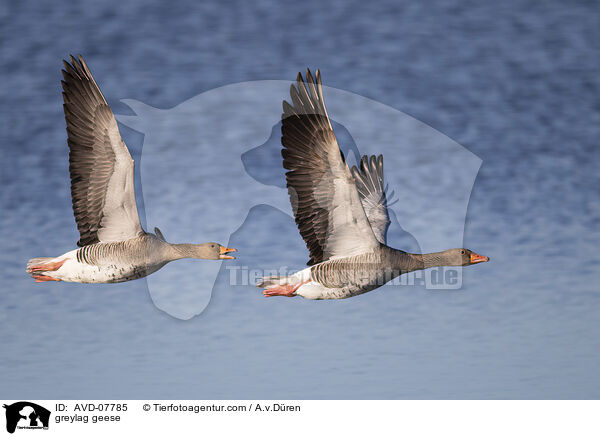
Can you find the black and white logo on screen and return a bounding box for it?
[3,402,50,434]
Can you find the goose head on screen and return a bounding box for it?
[191,243,237,260]
[441,248,489,266]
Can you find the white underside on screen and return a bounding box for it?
[29,249,163,283]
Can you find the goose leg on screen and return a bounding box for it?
[263,280,309,297]
[29,259,67,272]
[33,275,62,282]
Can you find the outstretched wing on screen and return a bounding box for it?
[350,155,391,244]
[62,55,143,246]
[281,69,380,266]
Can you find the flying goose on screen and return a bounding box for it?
[257,69,488,299]
[26,55,236,283]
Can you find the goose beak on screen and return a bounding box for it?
[470,252,489,264]
[219,246,237,260]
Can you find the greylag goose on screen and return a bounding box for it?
[26,55,236,283]
[257,69,488,299]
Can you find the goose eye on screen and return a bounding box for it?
[461,250,465,255]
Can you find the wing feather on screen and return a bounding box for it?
[350,155,391,244]
[62,55,143,246]
[281,69,379,265]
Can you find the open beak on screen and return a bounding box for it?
[470,252,489,264]
[219,246,237,260]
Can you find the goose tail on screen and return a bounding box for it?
[256,275,287,289]
[26,257,55,274]
[26,257,66,282]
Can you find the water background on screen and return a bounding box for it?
[1,0,599,398]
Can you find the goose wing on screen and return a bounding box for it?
[350,155,391,244]
[62,55,143,247]
[282,69,379,266]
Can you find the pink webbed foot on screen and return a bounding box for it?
[33,275,61,282]
[30,259,67,272]
[262,280,309,298]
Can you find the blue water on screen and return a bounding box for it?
[1,0,599,399]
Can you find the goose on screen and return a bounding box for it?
[26,55,236,284]
[257,69,488,299]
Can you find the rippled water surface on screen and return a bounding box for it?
[1,0,599,398]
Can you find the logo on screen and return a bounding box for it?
[3,402,50,434]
